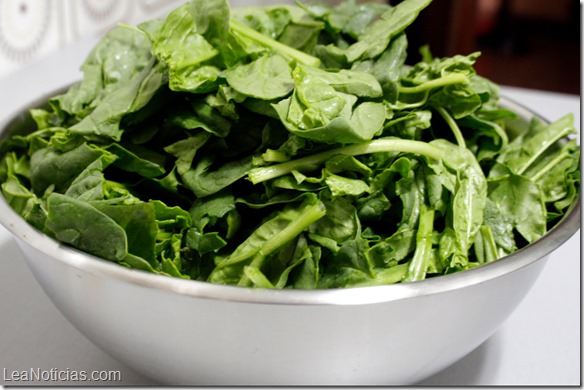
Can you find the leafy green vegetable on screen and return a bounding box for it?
[45,193,128,262]
[224,54,294,100]
[0,0,579,289]
[148,3,220,93]
[51,25,155,120]
[208,194,326,286]
[344,0,432,62]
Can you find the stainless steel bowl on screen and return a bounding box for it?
[0,91,580,385]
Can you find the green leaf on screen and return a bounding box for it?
[294,65,383,98]
[186,228,227,256]
[189,189,236,230]
[208,194,325,286]
[429,139,487,265]
[367,228,415,267]
[345,0,432,62]
[273,65,386,144]
[64,153,118,201]
[482,198,516,254]
[29,143,110,196]
[69,58,159,141]
[292,241,322,289]
[0,153,46,230]
[159,233,190,278]
[106,143,166,178]
[51,25,154,118]
[297,0,389,39]
[324,171,370,197]
[487,166,546,243]
[230,18,321,67]
[493,114,576,177]
[182,155,252,198]
[46,193,128,261]
[309,196,360,244]
[93,201,158,265]
[352,32,408,103]
[225,54,294,100]
[149,3,219,93]
[189,0,248,67]
[164,132,211,175]
[404,204,434,282]
[152,200,193,229]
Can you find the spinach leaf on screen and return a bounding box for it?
[482,198,516,255]
[294,65,383,98]
[309,196,360,244]
[186,229,227,256]
[273,65,386,144]
[29,143,111,195]
[51,25,154,119]
[352,33,408,103]
[69,58,159,141]
[181,154,252,198]
[324,171,370,197]
[106,143,166,178]
[64,153,118,201]
[149,3,220,93]
[492,114,576,177]
[487,165,546,243]
[0,153,46,230]
[159,233,190,278]
[189,189,236,230]
[297,0,389,40]
[189,0,248,67]
[367,228,416,267]
[46,193,128,261]
[208,194,326,286]
[404,204,434,282]
[345,0,432,62]
[231,18,321,67]
[92,202,159,265]
[429,139,487,267]
[225,54,295,100]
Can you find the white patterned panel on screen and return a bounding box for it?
[0,0,182,78]
[138,0,184,13]
[0,0,301,79]
[0,0,60,76]
[64,0,133,40]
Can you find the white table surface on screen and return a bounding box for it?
[0,38,581,386]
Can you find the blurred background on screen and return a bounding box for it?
[402,0,580,95]
[0,0,579,94]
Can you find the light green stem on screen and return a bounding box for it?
[481,225,500,263]
[517,126,574,175]
[230,19,321,68]
[398,73,469,94]
[436,106,466,148]
[528,150,571,182]
[248,137,446,184]
[237,201,326,287]
[404,204,434,282]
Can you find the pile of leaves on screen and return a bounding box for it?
[0,0,579,288]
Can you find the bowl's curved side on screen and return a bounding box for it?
[15,234,549,385]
